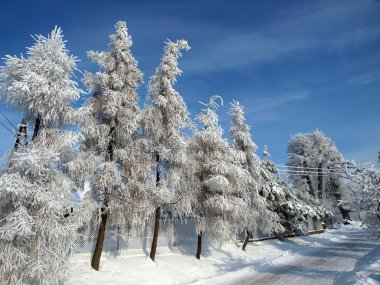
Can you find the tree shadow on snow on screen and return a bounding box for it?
[333,244,380,285]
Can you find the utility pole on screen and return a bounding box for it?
[263,145,270,161]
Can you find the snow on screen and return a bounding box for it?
[68,223,380,285]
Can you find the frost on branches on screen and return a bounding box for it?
[260,160,330,237]
[190,96,250,259]
[229,101,283,249]
[143,39,193,261]
[72,21,153,270]
[286,130,351,219]
[0,27,81,128]
[0,131,81,285]
[343,162,380,239]
[0,27,83,285]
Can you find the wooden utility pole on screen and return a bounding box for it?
[317,163,323,200]
[14,118,28,150]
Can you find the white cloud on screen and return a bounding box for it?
[249,91,310,112]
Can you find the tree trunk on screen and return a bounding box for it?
[242,230,252,251]
[107,125,115,161]
[318,163,323,201]
[338,206,351,221]
[302,161,314,196]
[149,153,161,262]
[196,231,202,260]
[91,125,115,270]
[24,121,28,146]
[150,206,160,261]
[32,113,42,142]
[91,209,108,271]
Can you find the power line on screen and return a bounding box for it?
[0,109,17,130]
[278,172,344,176]
[277,172,344,176]
[278,172,345,177]
[276,167,345,173]
[275,164,347,171]
[0,119,16,136]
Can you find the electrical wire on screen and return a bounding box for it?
[275,164,347,171]
[0,109,17,130]
[277,169,345,175]
[0,119,16,136]
[277,172,344,176]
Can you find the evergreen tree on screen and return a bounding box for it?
[0,27,81,132]
[229,101,283,250]
[260,160,330,237]
[71,21,152,270]
[0,27,82,285]
[190,96,250,259]
[143,39,193,261]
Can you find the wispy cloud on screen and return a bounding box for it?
[250,91,310,112]
[182,0,380,73]
[346,72,379,85]
[230,90,311,124]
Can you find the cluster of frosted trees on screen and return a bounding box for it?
[286,131,352,219]
[0,22,376,285]
[286,130,380,238]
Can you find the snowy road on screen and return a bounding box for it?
[69,227,380,285]
[223,229,380,285]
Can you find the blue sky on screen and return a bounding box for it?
[0,0,379,165]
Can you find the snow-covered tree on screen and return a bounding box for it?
[0,131,82,285]
[286,130,350,219]
[71,21,152,270]
[189,96,250,259]
[0,27,81,134]
[260,160,330,237]
[0,27,83,285]
[143,39,193,261]
[341,162,380,239]
[229,101,283,250]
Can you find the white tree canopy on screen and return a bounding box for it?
[0,27,84,285]
[0,27,81,127]
[286,130,348,212]
[229,100,283,236]
[344,162,380,239]
[190,96,251,246]
[73,21,153,238]
[0,131,83,285]
[143,39,193,217]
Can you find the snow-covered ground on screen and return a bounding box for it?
[68,223,380,285]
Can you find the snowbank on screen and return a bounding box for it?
[68,224,379,285]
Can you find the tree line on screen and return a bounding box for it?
[0,22,378,285]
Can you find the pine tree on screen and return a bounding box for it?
[71,21,152,270]
[143,39,193,261]
[229,101,283,250]
[0,27,81,133]
[260,160,330,237]
[189,96,250,259]
[0,27,82,285]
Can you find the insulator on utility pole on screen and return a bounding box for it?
[263,145,271,161]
